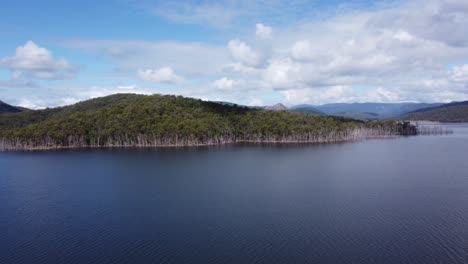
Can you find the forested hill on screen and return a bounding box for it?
[0,94,415,150]
[0,94,147,130]
[400,101,468,122]
[0,100,25,113]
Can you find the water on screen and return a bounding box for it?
[1,124,468,264]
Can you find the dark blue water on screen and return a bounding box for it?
[1,124,468,264]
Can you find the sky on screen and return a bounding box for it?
[1,0,468,108]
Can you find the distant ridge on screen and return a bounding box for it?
[406,101,468,114]
[331,112,380,121]
[313,102,443,118]
[400,101,468,122]
[290,107,324,116]
[265,103,288,111]
[0,100,25,113]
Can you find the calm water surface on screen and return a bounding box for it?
[1,124,468,264]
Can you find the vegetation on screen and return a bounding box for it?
[400,101,468,122]
[0,94,417,150]
[0,100,25,113]
[331,112,380,121]
[290,107,324,116]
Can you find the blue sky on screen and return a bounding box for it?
[1,0,468,108]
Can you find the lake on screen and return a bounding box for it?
[1,124,468,264]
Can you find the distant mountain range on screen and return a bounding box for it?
[0,100,27,113]
[400,101,468,122]
[291,102,443,120]
[264,103,288,111]
[289,107,324,116]
[331,112,380,121]
[231,101,462,122]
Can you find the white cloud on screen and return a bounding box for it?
[282,86,356,105]
[0,41,77,80]
[282,86,404,105]
[137,67,183,84]
[213,77,237,90]
[16,98,47,109]
[247,98,264,106]
[60,0,468,105]
[222,62,261,75]
[290,40,316,62]
[394,30,414,43]
[65,40,229,77]
[263,58,301,89]
[364,88,402,103]
[228,39,263,67]
[117,85,137,90]
[450,64,468,83]
[256,23,272,39]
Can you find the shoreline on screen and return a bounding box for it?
[0,135,405,152]
[1,123,455,152]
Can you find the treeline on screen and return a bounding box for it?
[0,94,417,150]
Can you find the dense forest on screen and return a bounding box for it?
[400,101,468,122]
[0,94,417,150]
[0,100,25,113]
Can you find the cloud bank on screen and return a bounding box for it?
[4,0,468,107]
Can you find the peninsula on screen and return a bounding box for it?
[0,94,417,151]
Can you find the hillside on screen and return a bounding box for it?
[0,94,415,150]
[290,107,324,116]
[0,100,25,113]
[0,94,140,130]
[331,112,380,121]
[400,101,468,122]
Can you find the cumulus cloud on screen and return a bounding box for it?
[290,40,316,62]
[213,77,237,90]
[0,41,77,80]
[137,67,183,84]
[256,23,272,39]
[228,39,263,67]
[263,58,301,89]
[63,0,468,105]
[266,0,468,103]
[393,30,414,43]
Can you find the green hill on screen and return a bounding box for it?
[400,101,468,122]
[0,94,415,150]
[0,100,25,113]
